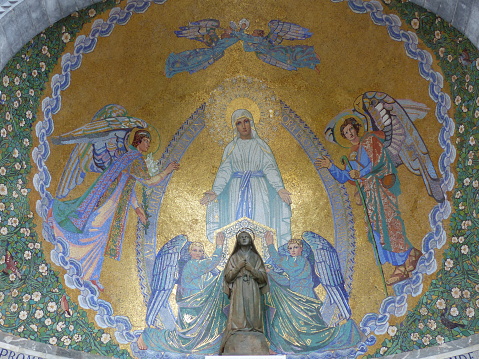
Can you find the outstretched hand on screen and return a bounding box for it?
[200,190,217,205]
[165,161,180,174]
[135,207,147,224]
[278,189,292,205]
[315,156,332,169]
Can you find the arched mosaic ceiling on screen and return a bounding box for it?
[0,1,478,358]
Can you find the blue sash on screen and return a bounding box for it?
[232,170,265,219]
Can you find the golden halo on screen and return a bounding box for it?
[331,110,366,148]
[129,126,161,154]
[226,98,261,129]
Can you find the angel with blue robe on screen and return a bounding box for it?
[263,231,362,354]
[138,233,228,354]
[316,92,444,286]
[165,19,240,77]
[233,20,320,72]
[47,104,179,291]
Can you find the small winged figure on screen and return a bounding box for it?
[139,233,226,352]
[233,20,320,72]
[1,250,22,279]
[48,104,179,291]
[165,19,240,78]
[264,231,351,320]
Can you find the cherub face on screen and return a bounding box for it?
[136,137,151,153]
[238,232,252,246]
[189,244,205,260]
[235,117,252,139]
[342,124,359,143]
[288,243,303,257]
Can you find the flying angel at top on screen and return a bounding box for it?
[165,19,320,77]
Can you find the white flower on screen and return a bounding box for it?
[69,324,74,331]
[10,303,18,312]
[380,347,388,354]
[464,178,471,186]
[422,336,430,345]
[436,335,444,344]
[475,284,479,292]
[88,9,96,17]
[470,137,476,146]
[450,307,459,316]
[476,299,479,308]
[44,318,52,326]
[34,243,40,249]
[463,290,471,298]
[62,336,71,346]
[468,85,474,93]
[40,62,46,71]
[0,203,4,211]
[23,139,29,146]
[462,104,468,113]
[455,191,462,198]
[14,163,21,170]
[476,110,479,118]
[49,337,57,345]
[420,307,428,315]
[17,326,24,332]
[466,307,475,317]
[458,236,465,243]
[29,324,37,332]
[455,95,461,105]
[39,264,48,274]
[42,46,48,54]
[427,319,436,330]
[62,33,71,43]
[0,167,5,175]
[418,322,424,329]
[411,332,419,341]
[387,325,397,336]
[461,245,469,254]
[436,299,446,309]
[11,289,18,297]
[9,273,16,281]
[28,242,34,249]
[473,180,479,188]
[411,18,419,29]
[9,217,19,227]
[21,188,28,196]
[0,184,7,195]
[47,302,57,312]
[19,311,28,320]
[451,287,461,298]
[34,309,44,319]
[56,321,66,331]
[100,333,111,343]
[73,334,82,342]
[2,75,9,86]
[1,227,7,235]
[22,294,30,302]
[0,292,4,302]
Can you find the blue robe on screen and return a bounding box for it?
[267,244,315,298]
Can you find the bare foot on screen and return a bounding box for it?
[137,334,148,350]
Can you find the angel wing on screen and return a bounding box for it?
[145,234,189,329]
[354,91,444,202]
[174,19,221,47]
[266,20,313,45]
[52,104,147,199]
[302,231,351,320]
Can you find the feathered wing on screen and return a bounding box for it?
[266,20,313,45]
[355,91,444,202]
[52,104,148,198]
[174,19,221,46]
[255,53,296,70]
[145,235,189,329]
[302,231,351,320]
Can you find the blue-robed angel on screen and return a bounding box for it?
[47,104,179,291]
[233,20,320,72]
[138,230,363,355]
[165,19,240,77]
[138,232,228,354]
[263,231,361,354]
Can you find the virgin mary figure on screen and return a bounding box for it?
[200,109,292,246]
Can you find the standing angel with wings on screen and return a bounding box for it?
[233,20,320,72]
[47,104,179,291]
[316,92,444,287]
